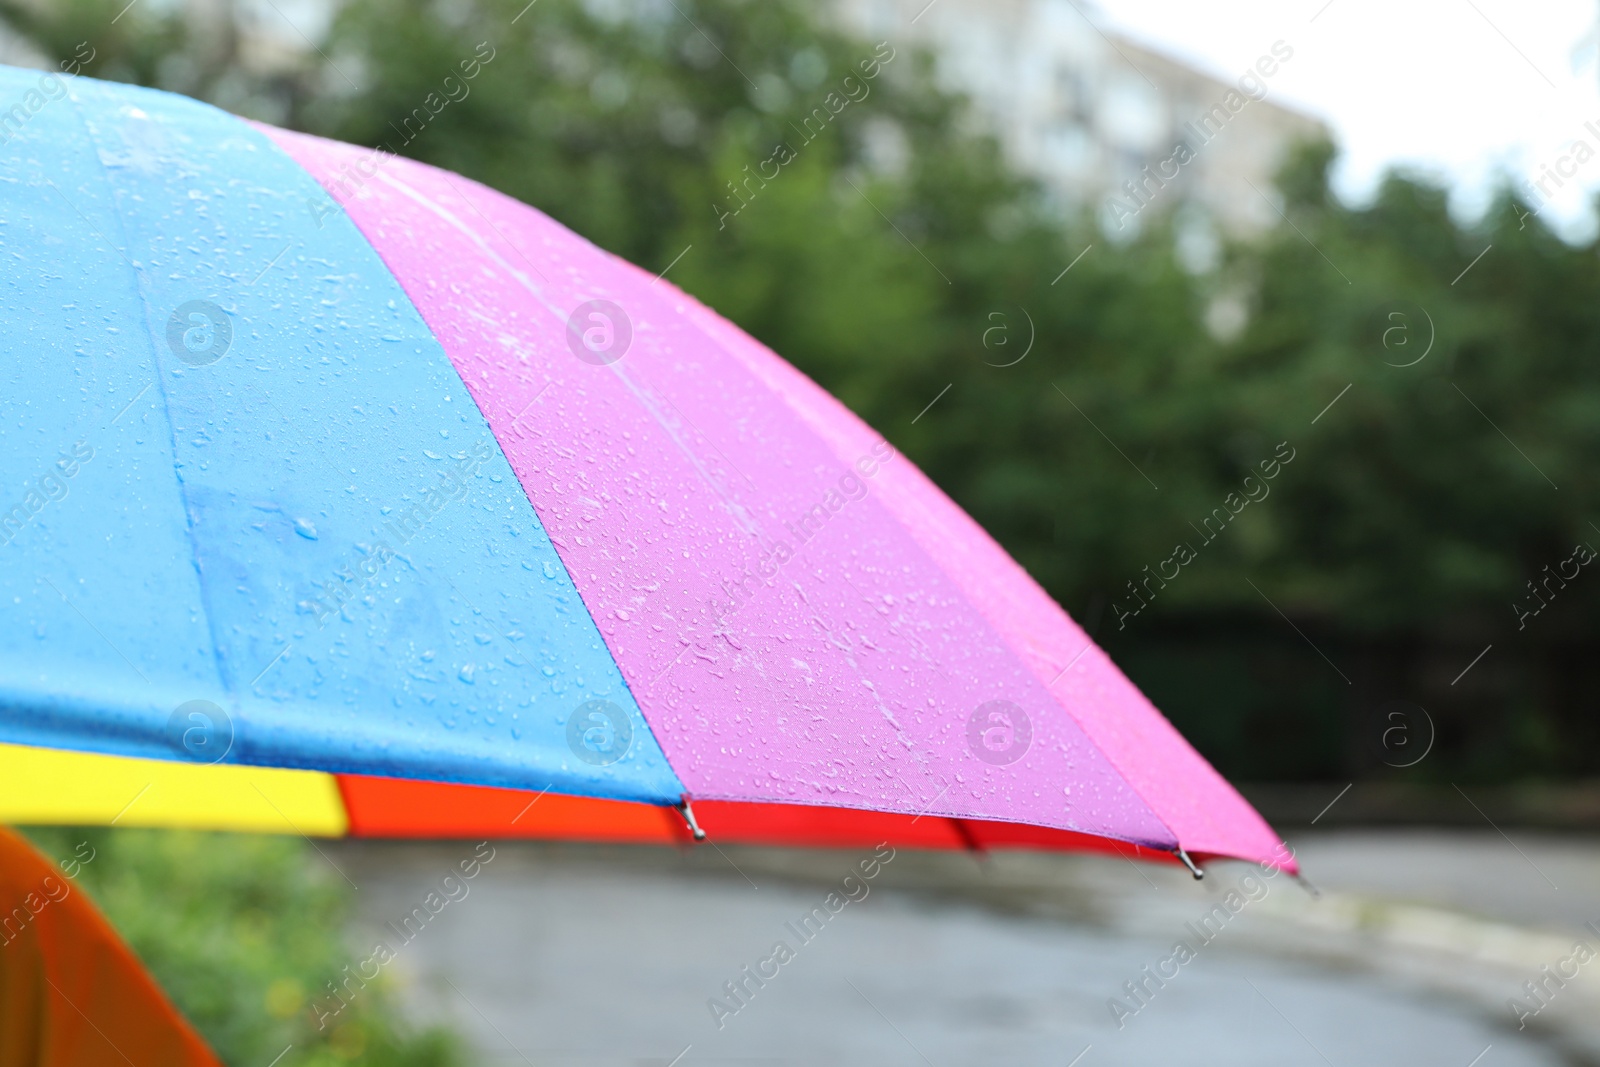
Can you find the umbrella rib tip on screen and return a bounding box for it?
[675,796,708,842]
[1174,847,1204,880]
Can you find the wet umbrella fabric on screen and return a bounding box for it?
[0,65,1290,873]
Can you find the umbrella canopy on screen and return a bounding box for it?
[0,65,1291,873]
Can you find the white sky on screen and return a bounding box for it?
[1092,0,1600,236]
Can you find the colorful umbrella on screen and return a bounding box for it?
[0,64,1291,875]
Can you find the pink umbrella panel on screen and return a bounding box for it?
[262,123,1288,874]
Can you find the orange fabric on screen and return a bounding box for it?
[0,828,221,1067]
[335,775,1184,866]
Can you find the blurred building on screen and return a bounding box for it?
[838,0,1328,235]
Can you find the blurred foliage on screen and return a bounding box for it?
[5,0,1599,783]
[20,827,462,1067]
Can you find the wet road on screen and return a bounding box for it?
[333,830,1600,1066]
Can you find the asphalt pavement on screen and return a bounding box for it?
[330,829,1600,1066]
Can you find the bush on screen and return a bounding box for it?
[20,827,463,1067]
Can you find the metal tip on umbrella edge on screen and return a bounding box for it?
[949,817,990,866]
[674,795,707,842]
[1292,872,1321,899]
[1174,848,1204,880]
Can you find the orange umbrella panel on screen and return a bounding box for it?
[0,826,222,1067]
